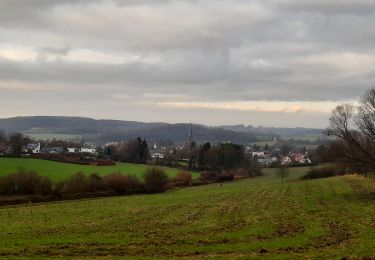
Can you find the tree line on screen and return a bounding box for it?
[0,132,150,165]
[156,141,262,176]
[0,167,192,201]
[103,137,149,163]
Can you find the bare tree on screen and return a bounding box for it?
[0,130,6,143]
[9,133,25,157]
[278,165,289,183]
[357,89,375,140]
[327,88,375,172]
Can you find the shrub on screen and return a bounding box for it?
[248,159,263,177]
[302,167,336,180]
[87,173,107,192]
[200,171,219,181]
[103,173,124,193]
[39,177,53,195]
[144,167,169,193]
[53,181,65,199]
[0,168,53,196]
[171,172,192,187]
[104,173,143,194]
[231,168,248,178]
[219,170,235,181]
[200,170,235,182]
[62,172,88,194]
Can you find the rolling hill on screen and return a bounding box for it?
[220,124,325,140]
[0,116,326,144]
[0,116,258,144]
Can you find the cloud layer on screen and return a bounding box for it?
[0,0,374,127]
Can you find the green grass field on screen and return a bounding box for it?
[0,158,197,182]
[0,167,374,258]
[262,166,316,182]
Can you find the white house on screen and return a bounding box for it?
[40,147,63,154]
[80,144,97,154]
[252,151,265,158]
[257,156,278,167]
[281,156,292,166]
[67,148,80,153]
[104,142,119,147]
[151,152,165,159]
[257,157,272,166]
[291,152,312,165]
[303,158,312,164]
[25,143,41,154]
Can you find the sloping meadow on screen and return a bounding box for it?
[0,174,374,258]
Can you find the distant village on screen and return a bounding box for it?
[0,123,314,168]
[149,141,313,167]
[20,143,97,156]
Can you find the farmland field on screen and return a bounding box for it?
[261,166,317,182]
[0,168,374,258]
[0,158,197,182]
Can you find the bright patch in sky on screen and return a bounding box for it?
[0,0,374,127]
[156,101,345,114]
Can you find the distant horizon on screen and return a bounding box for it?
[0,114,326,129]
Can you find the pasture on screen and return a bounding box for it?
[0,158,196,182]
[0,167,374,258]
[261,166,316,182]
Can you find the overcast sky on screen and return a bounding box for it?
[0,0,374,128]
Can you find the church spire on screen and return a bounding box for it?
[186,122,193,149]
[188,122,193,141]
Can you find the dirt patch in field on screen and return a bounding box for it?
[183,204,211,223]
[272,222,352,255]
[310,222,352,249]
[343,190,375,203]
[9,243,174,257]
[273,222,305,238]
[342,177,375,202]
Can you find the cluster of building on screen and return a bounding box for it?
[281,153,312,165]
[4,124,313,168]
[245,146,312,167]
[22,143,97,156]
[148,124,313,167]
[150,123,194,160]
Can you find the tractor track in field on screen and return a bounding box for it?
[1,176,375,258]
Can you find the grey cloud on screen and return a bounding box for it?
[39,46,71,56]
[0,1,273,51]
[0,50,371,103]
[0,0,374,127]
[280,0,375,15]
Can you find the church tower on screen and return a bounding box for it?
[186,123,193,150]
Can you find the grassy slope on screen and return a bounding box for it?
[0,158,196,182]
[262,166,315,182]
[0,168,374,258]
